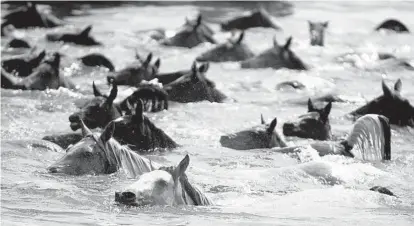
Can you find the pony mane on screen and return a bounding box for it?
[345,114,390,161]
[159,166,213,206]
[93,134,160,178]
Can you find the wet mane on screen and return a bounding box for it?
[91,134,160,178]
[159,166,213,206]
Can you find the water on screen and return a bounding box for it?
[1,2,414,225]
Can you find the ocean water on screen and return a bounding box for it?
[1,1,414,226]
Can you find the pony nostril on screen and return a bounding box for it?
[48,166,58,173]
[107,76,114,84]
[121,192,136,202]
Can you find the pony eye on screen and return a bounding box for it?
[156,179,168,188]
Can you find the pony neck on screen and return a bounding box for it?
[99,137,161,178]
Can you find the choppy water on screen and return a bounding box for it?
[1,1,414,226]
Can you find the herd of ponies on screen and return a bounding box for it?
[1,2,413,206]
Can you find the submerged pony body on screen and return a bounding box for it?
[115,155,213,206]
[48,121,160,177]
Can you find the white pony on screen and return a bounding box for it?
[115,154,213,206]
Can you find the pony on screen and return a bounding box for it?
[161,15,217,48]
[47,120,160,177]
[196,32,255,62]
[375,19,409,33]
[1,2,65,29]
[5,38,31,48]
[220,9,281,31]
[349,79,414,127]
[46,25,102,46]
[2,50,46,77]
[274,114,391,161]
[240,36,308,70]
[308,21,328,46]
[163,61,227,103]
[111,99,179,153]
[107,53,160,86]
[78,53,115,72]
[115,154,213,206]
[1,52,75,90]
[283,99,332,140]
[220,115,287,150]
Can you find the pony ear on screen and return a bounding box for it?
[236,32,245,44]
[80,119,93,137]
[80,25,92,36]
[382,80,393,97]
[191,61,197,73]
[284,37,292,50]
[307,98,315,112]
[133,99,144,121]
[195,14,202,27]
[92,81,103,97]
[199,62,210,73]
[261,114,266,124]
[144,53,153,66]
[308,20,313,27]
[323,21,329,28]
[107,83,118,104]
[394,78,402,92]
[322,102,332,120]
[173,154,190,182]
[154,58,161,69]
[266,117,277,134]
[273,36,279,47]
[100,121,115,143]
[37,50,46,61]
